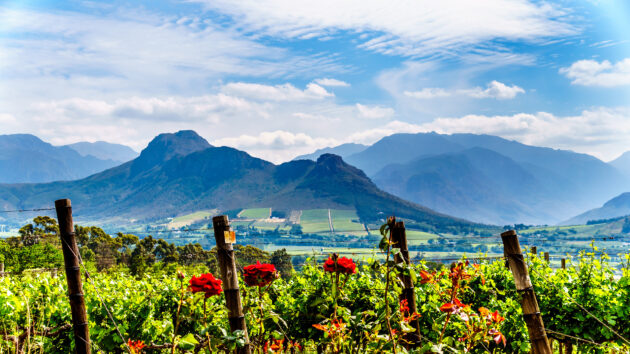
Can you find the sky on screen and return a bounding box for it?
[1,0,630,163]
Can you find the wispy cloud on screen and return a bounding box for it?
[314,78,350,87]
[221,82,334,101]
[355,103,394,119]
[193,0,577,58]
[404,81,525,100]
[560,58,630,87]
[0,6,346,101]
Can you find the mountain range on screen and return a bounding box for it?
[66,141,138,163]
[297,132,630,225]
[564,192,630,225]
[0,134,136,184]
[0,131,472,230]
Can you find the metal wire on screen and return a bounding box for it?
[0,207,56,213]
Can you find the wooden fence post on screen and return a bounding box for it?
[212,215,251,354]
[544,252,550,263]
[561,259,566,270]
[55,199,91,354]
[391,219,421,346]
[501,230,551,354]
[531,246,537,255]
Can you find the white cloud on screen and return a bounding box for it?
[31,94,266,123]
[404,81,524,100]
[195,0,576,57]
[415,107,630,161]
[404,88,451,99]
[0,113,16,124]
[313,78,350,87]
[221,82,334,101]
[213,131,339,162]
[560,58,630,87]
[355,103,395,119]
[461,81,525,99]
[214,130,337,150]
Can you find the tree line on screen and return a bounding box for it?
[0,217,293,277]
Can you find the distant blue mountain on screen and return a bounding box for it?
[338,132,629,224]
[293,143,367,161]
[0,134,123,183]
[564,192,630,225]
[65,141,137,163]
[609,151,630,177]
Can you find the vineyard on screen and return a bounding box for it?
[2,213,630,353]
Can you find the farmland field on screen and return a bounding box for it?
[168,210,216,228]
[330,209,365,232]
[238,208,271,219]
[299,209,332,233]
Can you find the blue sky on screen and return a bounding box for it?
[1,0,630,162]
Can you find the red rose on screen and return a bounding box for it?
[323,256,357,274]
[243,261,278,287]
[189,273,223,298]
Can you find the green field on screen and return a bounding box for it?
[300,209,332,233]
[168,210,216,228]
[238,208,271,219]
[405,230,440,245]
[252,221,290,231]
[330,209,365,232]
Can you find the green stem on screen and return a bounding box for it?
[171,278,185,354]
[258,286,265,352]
[203,297,212,353]
[384,228,397,354]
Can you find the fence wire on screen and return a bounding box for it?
[0,207,56,213]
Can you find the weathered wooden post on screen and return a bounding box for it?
[531,246,537,255]
[391,218,421,346]
[561,259,566,270]
[501,230,551,354]
[544,252,550,263]
[55,199,91,354]
[212,215,251,354]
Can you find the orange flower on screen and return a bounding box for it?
[419,270,434,284]
[491,310,505,324]
[399,299,410,313]
[127,339,145,354]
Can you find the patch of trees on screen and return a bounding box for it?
[0,217,294,278]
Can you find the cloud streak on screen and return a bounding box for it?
[194,0,577,58]
[404,81,525,100]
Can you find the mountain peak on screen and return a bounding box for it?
[131,130,211,174]
[316,153,344,166]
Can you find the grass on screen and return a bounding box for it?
[300,209,332,233]
[405,230,440,245]
[330,209,365,232]
[168,210,216,229]
[252,221,290,231]
[300,209,330,222]
[238,208,271,219]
